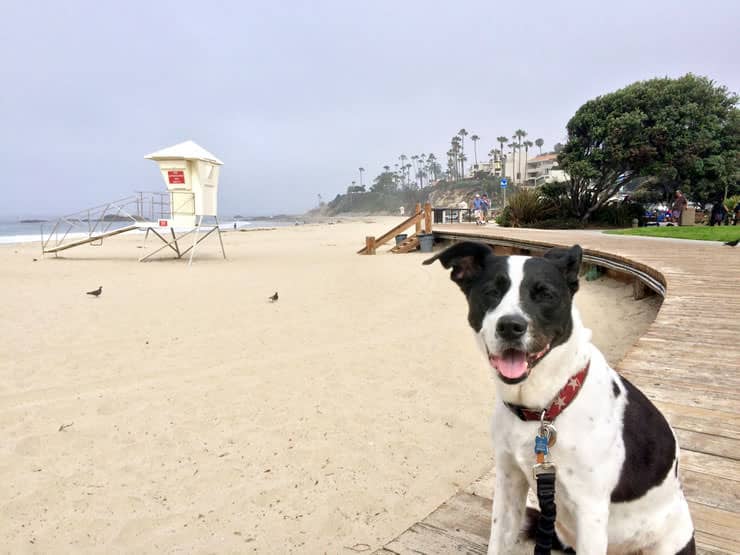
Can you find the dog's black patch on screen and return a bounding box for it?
[422,242,510,331]
[612,379,620,398]
[519,252,580,351]
[611,377,676,503]
[675,535,696,555]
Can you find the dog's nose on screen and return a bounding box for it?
[496,315,528,340]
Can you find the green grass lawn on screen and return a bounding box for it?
[605,226,740,242]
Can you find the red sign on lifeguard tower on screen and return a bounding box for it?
[168,170,185,184]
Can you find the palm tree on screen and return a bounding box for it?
[399,154,408,185]
[471,134,480,167]
[459,154,468,178]
[535,138,544,155]
[522,140,533,185]
[458,129,468,176]
[383,165,390,172]
[427,153,437,181]
[451,137,461,180]
[508,142,517,183]
[496,136,508,178]
[358,167,365,188]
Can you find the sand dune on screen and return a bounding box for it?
[0,218,659,553]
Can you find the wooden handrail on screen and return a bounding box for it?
[358,202,432,255]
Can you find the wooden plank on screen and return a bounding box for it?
[690,502,740,555]
[43,224,139,253]
[675,429,740,460]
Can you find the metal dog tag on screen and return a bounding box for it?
[540,423,557,447]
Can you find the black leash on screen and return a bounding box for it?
[533,415,558,555]
[534,470,557,554]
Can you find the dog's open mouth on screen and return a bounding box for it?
[488,345,550,382]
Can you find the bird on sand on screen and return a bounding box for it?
[86,286,102,297]
[268,292,279,302]
[723,239,739,247]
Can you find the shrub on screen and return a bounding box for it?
[724,195,740,215]
[496,206,513,227]
[507,189,553,227]
[538,182,570,218]
[591,201,645,227]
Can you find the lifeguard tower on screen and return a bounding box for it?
[40,140,227,264]
[140,140,227,263]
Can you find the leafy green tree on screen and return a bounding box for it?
[371,171,399,194]
[559,73,739,220]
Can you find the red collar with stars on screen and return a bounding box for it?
[504,361,590,422]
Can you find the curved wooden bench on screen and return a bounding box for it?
[376,226,740,555]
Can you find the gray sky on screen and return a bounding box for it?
[2,0,738,218]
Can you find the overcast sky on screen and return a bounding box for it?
[1,0,738,218]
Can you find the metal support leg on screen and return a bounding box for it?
[215,216,227,259]
[188,215,204,266]
[170,227,181,258]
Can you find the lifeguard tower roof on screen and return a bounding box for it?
[145,140,223,165]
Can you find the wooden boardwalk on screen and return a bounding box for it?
[377,225,740,555]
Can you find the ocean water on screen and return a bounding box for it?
[0,219,301,245]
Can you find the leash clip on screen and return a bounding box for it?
[533,461,557,479]
[538,410,558,448]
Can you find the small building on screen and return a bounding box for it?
[145,140,223,227]
[526,153,560,186]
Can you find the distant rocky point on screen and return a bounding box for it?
[19,219,48,223]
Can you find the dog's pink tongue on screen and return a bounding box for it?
[492,350,528,379]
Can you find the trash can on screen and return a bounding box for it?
[395,233,408,246]
[418,233,434,253]
[680,207,695,226]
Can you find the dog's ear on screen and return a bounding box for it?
[543,244,583,295]
[423,241,494,290]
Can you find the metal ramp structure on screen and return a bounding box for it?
[40,192,226,263]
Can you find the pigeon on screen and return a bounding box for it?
[723,239,739,247]
[86,286,102,297]
[268,292,279,302]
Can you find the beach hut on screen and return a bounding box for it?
[144,140,223,228]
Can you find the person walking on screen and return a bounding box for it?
[481,194,490,224]
[473,193,484,225]
[671,190,688,226]
[710,199,728,226]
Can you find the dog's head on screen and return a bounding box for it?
[424,241,582,384]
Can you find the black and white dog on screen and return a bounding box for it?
[424,241,695,555]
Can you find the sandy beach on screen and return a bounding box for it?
[0,218,660,554]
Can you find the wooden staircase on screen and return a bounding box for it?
[359,202,432,255]
[391,234,420,253]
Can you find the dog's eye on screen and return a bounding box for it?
[532,284,557,301]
